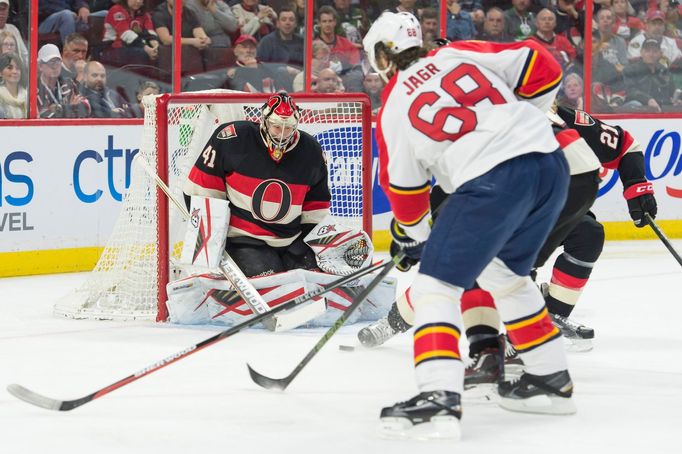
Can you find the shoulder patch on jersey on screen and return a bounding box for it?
[113,11,125,21]
[573,110,595,127]
[217,124,237,140]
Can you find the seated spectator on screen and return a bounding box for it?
[185,0,239,48]
[225,34,289,92]
[554,0,584,46]
[292,39,335,92]
[231,0,276,41]
[477,7,513,42]
[471,6,486,35]
[446,0,476,41]
[362,72,383,115]
[557,72,584,109]
[420,7,440,50]
[592,8,628,102]
[314,67,344,93]
[459,0,484,12]
[529,8,577,70]
[60,33,88,86]
[623,37,682,111]
[505,0,536,41]
[257,7,304,68]
[0,52,26,118]
[37,44,89,118]
[0,0,27,63]
[39,0,90,44]
[629,10,682,66]
[333,0,370,45]
[612,0,645,42]
[102,0,160,66]
[130,79,161,117]
[0,29,16,55]
[315,5,363,91]
[154,0,211,50]
[80,60,132,117]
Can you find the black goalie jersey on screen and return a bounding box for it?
[183,121,331,248]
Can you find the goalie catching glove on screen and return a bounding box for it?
[304,215,373,275]
[390,218,426,272]
[623,179,657,228]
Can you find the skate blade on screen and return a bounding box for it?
[379,416,461,441]
[463,383,499,404]
[498,394,577,415]
[565,337,593,352]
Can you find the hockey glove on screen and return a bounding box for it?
[390,219,425,272]
[623,179,657,228]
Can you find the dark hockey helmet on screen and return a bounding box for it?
[260,91,301,162]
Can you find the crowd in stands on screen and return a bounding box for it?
[1,0,682,119]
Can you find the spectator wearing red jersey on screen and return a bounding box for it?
[102,0,160,66]
[315,5,363,92]
[612,0,644,42]
[529,8,577,70]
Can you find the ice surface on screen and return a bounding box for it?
[0,241,680,453]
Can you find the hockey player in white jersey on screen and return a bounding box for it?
[364,12,574,439]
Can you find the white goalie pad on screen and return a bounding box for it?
[180,196,230,269]
[165,269,397,329]
[304,216,373,276]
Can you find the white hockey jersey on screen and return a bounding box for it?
[376,40,564,230]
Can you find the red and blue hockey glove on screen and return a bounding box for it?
[390,219,425,272]
[623,179,657,228]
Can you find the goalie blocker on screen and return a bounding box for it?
[168,214,393,330]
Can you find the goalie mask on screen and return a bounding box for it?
[304,217,374,276]
[363,12,423,83]
[260,91,301,163]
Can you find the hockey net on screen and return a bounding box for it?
[54,90,372,322]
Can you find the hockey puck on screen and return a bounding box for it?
[339,345,355,352]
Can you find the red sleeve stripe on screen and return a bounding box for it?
[460,288,496,312]
[555,128,581,149]
[188,167,226,192]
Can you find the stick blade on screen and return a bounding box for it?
[7,384,66,411]
[246,364,290,391]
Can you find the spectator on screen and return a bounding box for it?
[333,0,370,45]
[505,0,536,41]
[446,0,476,41]
[80,60,132,117]
[0,52,26,118]
[290,0,306,36]
[554,0,584,43]
[130,79,160,117]
[89,0,116,17]
[628,10,682,66]
[591,8,629,110]
[291,39,338,92]
[557,72,584,109]
[154,0,211,50]
[316,6,363,91]
[185,0,239,48]
[257,7,304,68]
[477,7,513,42]
[231,0,276,41]
[623,37,682,110]
[529,8,577,70]
[612,0,644,42]
[471,6,486,35]
[362,71,383,115]
[387,0,419,17]
[39,0,90,44]
[225,34,289,92]
[60,33,88,85]
[0,29,16,55]
[37,43,89,118]
[420,7,440,50]
[102,0,160,66]
[0,0,27,63]
[314,67,343,93]
[459,0,484,12]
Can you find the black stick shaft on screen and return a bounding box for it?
[646,213,682,267]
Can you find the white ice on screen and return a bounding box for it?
[1,241,681,454]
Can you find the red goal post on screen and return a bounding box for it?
[54,91,373,322]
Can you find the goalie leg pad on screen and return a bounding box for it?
[180,196,230,269]
[166,275,211,324]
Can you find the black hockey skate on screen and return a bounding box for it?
[498,370,576,415]
[357,304,411,348]
[503,334,524,376]
[380,391,462,440]
[551,313,594,352]
[464,336,504,390]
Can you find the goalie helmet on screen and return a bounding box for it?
[304,217,373,276]
[260,91,301,162]
[363,12,422,82]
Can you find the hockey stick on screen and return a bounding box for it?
[7,259,391,411]
[134,155,274,328]
[646,213,682,267]
[247,251,403,391]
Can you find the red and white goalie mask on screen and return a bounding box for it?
[260,91,301,162]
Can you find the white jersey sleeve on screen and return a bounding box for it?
[376,40,562,226]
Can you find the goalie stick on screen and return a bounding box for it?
[7,259,391,411]
[247,251,403,391]
[646,213,682,267]
[133,155,274,328]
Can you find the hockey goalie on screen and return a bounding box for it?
[166,92,394,330]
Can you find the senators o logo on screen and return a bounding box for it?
[251,179,292,222]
